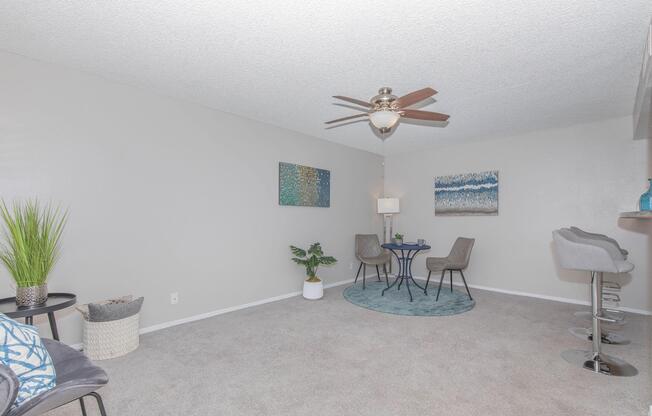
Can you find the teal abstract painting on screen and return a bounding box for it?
[434,171,499,216]
[279,162,330,207]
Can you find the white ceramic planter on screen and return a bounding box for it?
[303,280,323,300]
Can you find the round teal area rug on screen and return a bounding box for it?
[343,280,475,316]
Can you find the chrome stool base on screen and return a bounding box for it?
[562,349,638,377]
[569,327,630,345]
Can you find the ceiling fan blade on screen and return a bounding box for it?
[333,96,372,108]
[395,87,438,108]
[324,113,368,124]
[400,109,449,122]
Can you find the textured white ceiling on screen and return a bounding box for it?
[1,1,651,155]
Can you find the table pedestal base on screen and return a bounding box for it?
[382,275,425,302]
[381,249,429,302]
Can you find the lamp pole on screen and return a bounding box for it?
[377,198,399,275]
[384,213,394,273]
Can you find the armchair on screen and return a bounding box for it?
[1,339,108,416]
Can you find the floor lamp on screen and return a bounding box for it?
[377,198,400,273]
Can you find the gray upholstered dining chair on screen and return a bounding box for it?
[1,339,109,416]
[424,237,475,301]
[354,234,391,289]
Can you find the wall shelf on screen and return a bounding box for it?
[619,211,652,219]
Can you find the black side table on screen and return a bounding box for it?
[0,293,76,341]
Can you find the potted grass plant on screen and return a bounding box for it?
[0,200,67,306]
[290,243,336,300]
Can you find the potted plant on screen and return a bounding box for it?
[393,233,404,246]
[290,243,336,300]
[0,200,67,307]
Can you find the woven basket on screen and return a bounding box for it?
[82,313,140,360]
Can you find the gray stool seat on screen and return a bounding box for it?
[554,229,632,273]
[552,228,636,377]
[2,339,108,416]
[570,226,628,257]
[609,261,634,274]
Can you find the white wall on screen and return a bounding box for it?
[1,51,649,351]
[0,52,384,344]
[385,117,651,313]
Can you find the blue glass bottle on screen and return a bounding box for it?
[640,179,652,211]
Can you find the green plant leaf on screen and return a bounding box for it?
[307,243,323,257]
[319,256,337,265]
[0,199,67,287]
[290,245,306,258]
[290,242,337,280]
[291,258,308,266]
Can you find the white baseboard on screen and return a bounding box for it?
[69,274,650,351]
[139,277,356,335]
[412,276,652,316]
[68,277,356,351]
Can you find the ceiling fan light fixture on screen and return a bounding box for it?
[327,88,448,137]
[369,110,400,129]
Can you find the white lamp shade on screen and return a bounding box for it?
[377,198,400,214]
[369,110,400,129]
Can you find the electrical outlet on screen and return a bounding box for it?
[170,292,179,305]
[349,262,354,270]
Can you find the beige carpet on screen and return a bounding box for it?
[48,284,651,416]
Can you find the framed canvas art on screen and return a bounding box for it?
[434,171,498,216]
[279,162,330,207]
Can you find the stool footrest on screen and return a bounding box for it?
[603,308,625,318]
[568,327,630,345]
[602,293,620,303]
[602,281,621,291]
[574,310,626,325]
[594,313,624,324]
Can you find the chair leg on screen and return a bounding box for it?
[375,265,381,282]
[450,270,453,292]
[436,270,446,301]
[383,264,389,288]
[424,271,431,294]
[83,392,107,416]
[459,270,473,300]
[79,398,87,416]
[363,264,366,290]
[354,262,363,284]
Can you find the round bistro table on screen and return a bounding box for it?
[0,293,76,341]
[381,243,431,302]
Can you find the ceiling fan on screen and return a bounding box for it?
[325,87,449,134]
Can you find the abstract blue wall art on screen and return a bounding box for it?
[434,171,499,216]
[279,162,330,207]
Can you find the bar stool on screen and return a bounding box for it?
[570,227,627,311]
[567,227,629,345]
[552,229,637,376]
